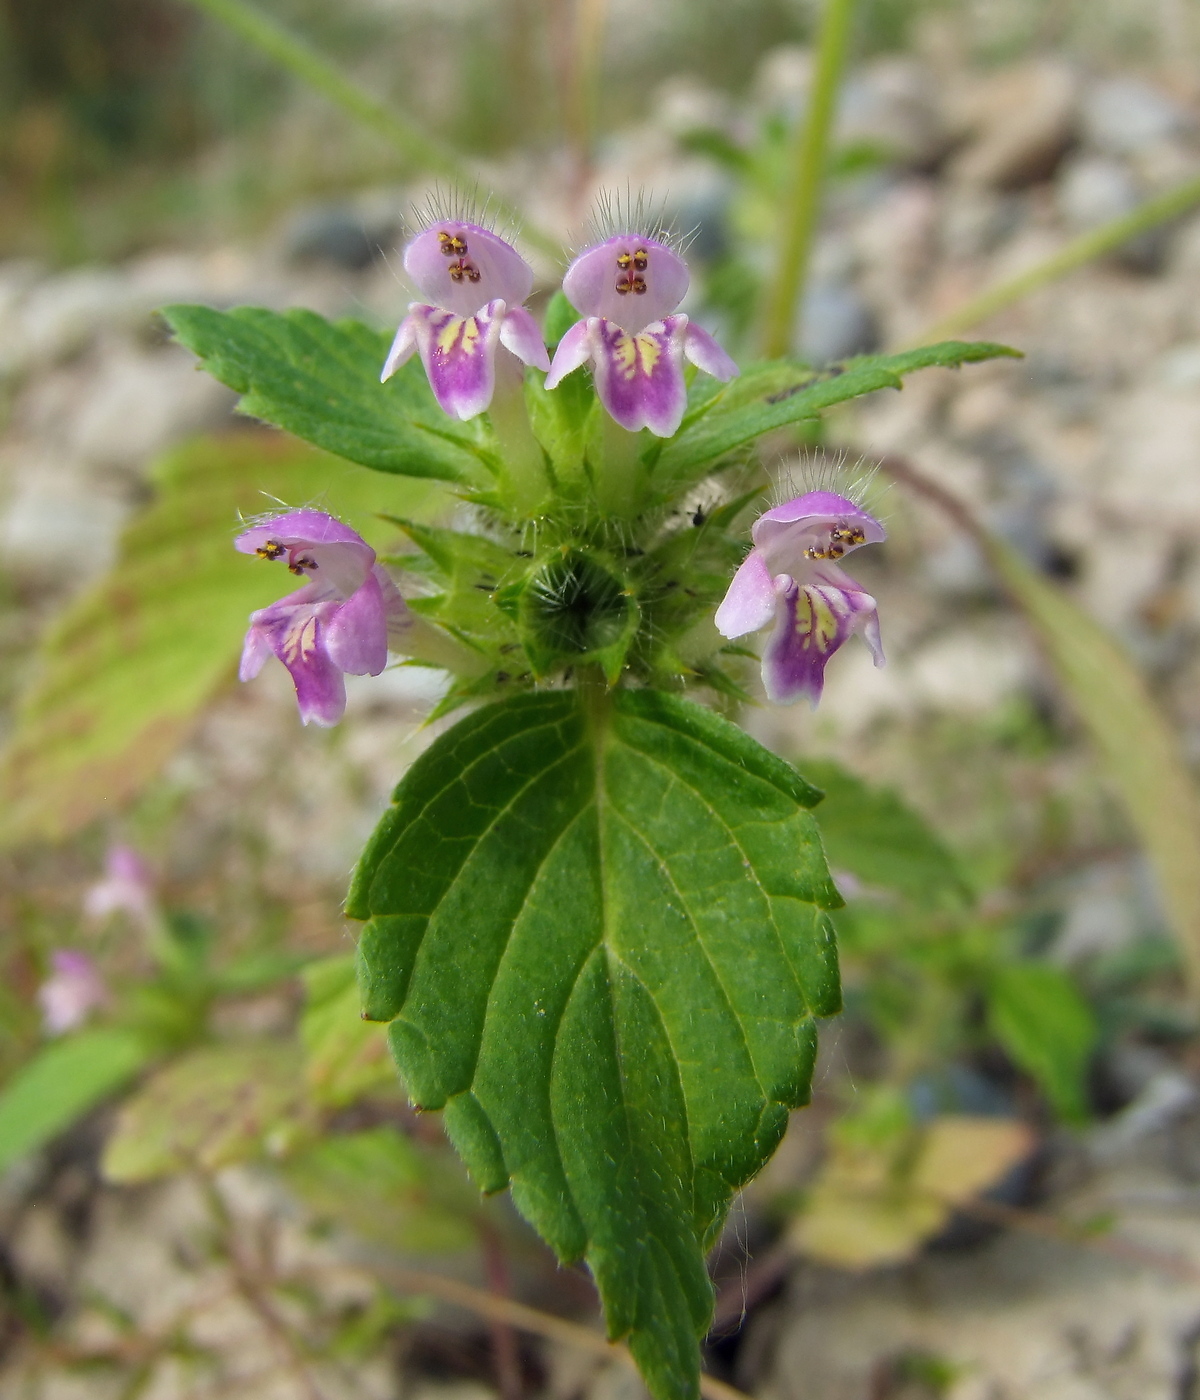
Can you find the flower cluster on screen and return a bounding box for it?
[383,202,736,437]
[238,196,887,723]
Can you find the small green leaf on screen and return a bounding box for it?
[282,1126,480,1254]
[102,1042,312,1182]
[800,758,969,904]
[0,1028,153,1174]
[657,342,1021,491]
[0,432,444,847]
[350,688,840,1400]
[164,305,491,482]
[988,963,1097,1124]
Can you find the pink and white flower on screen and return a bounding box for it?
[545,219,737,436]
[715,490,886,706]
[84,844,157,929]
[38,950,108,1035]
[236,510,408,727]
[381,215,550,420]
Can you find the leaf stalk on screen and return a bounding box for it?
[759,0,858,358]
[907,172,1200,345]
[179,0,562,258]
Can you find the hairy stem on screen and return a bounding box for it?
[907,172,1200,345]
[180,0,561,259]
[490,368,553,518]
[759,0,858,358]
[594,416,647,519]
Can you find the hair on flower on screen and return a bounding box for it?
[581,185,695,256]
[771,452,888,515]
[406,183,519,245]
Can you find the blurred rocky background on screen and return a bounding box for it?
[6,1,1200,1398]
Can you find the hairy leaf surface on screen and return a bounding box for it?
[657,342,1021,489]
[164,305,491,482]
[349,689,842,1400]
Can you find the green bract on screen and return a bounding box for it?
[161,300,1018,1400]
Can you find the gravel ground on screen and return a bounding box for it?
[5,37,1200,1400]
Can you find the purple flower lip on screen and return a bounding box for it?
[236,509,407,727]
[715,490,886,706]
[383,218,549,419]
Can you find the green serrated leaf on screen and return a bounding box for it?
[0,432,445,847]
[0,1028,153,1174]
[988,963,1097,1124]
[349,687,840,1400]
[164,305,492,483]
[102,1042,312,1182]
[799,758,969,905]
[657,342,1021,491]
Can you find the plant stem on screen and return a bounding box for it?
[477,1222,523,1400]
[181,0,561,259]
[489,368,553,518]
[198,1173,327,1400]
[759,0,858,359]
[908,173,1200,345]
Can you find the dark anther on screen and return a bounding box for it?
[449,258,481,283]
[617,252,633,269]
[256,540,286,561]
[438,231,467,256]
[632,250,648,270]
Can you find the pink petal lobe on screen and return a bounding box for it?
[324,573,389,676]
[544,319,593,389]
[563,235,690,332]
[683,321,739,381]
[499,305,551,371]
[404,222,534,317]
[381,314,418,382]
[714,550,777,638]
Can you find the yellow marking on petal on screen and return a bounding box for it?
[795,589,840,653]
[435,315,481,357]
[611,332,662,381]
[283,614,320,666]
